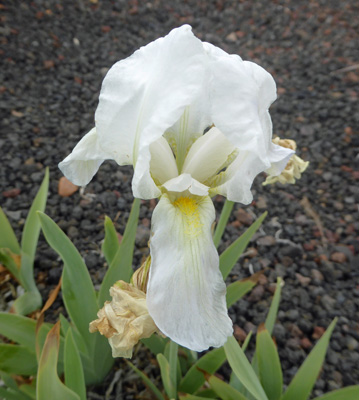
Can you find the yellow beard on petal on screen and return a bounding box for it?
[173,196,203,238]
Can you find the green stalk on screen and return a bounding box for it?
[213,200,234,247]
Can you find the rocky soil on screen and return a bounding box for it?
[1,0,358,398]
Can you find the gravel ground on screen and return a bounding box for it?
[1,0,359,398]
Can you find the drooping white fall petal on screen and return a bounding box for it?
[59,128,112,186]
[147,194,233,351]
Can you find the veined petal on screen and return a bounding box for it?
[242,61,294,171]
[95,25,207,199]
[209,143,293,204]
[147,194,233,351]
[209,150,266,204]
[182,127,235,183]
[201,47,294,202]
[164,95,212,172]
[162,174,209,196]
[150,136,178,185]
[242,61,276,121]
[204,42,268,158]
[59,128,112,186]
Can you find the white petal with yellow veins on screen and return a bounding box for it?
[147,194,233,351]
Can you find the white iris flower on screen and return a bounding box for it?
[59,25,294,352]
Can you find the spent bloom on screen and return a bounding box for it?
[89,280,158,358]
[263,137,309,185]
[89,257,158,358]
[60,25,294,352]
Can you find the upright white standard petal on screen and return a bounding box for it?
[149,137,178,185]
[147,194,233,351]
[164,95,212,172]
[242,61,294,172]
[209,150,265,204]
[201,43,294,202]
[95,25,207,199]
[204,42,267,157]
[182,127,235,182]
[59,128,113,186]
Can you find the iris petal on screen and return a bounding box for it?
[95,25,207,199]
[59,128,111,186]
[162,174,209,197]
[150,136,178,185]
[182,127,235,183]
[147,194,233,351]
[204,42,266,156]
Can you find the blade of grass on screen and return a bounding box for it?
[98,198,140,305]
[64,329,86,400]
[219,211,267,279]
[226,271,262,307]
[179,347,226,394]
[0,248,22,284]
[208,375,247,400]
[11,290,42,315]
[229,329,253,392]
[264,277,283,334]
[312,386,359,400]
[0,312,37,349]
[0,371,18,391]
[0,344,37,375]
[38,212,112,384]
[242,330,253,351]
[179,395,212,400]
[141,334,167,355]
[0,387,32,400]
[251,277,283,378]
[224,336,268,400]
[168,341,179,397]
[20,167,49,293]
[37,322,80,400]
[127,360,165,400]
[0,207,21,254]
[157,353,176,399]
[102,216,120,266]
[192,388,217,398]
[19,381,36,400]
[60,314,71,336]
[281,318,338,400]
[256,324,282,400]
[38,212,98,353]
[213,200,234,247]
[35,276,62,360]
